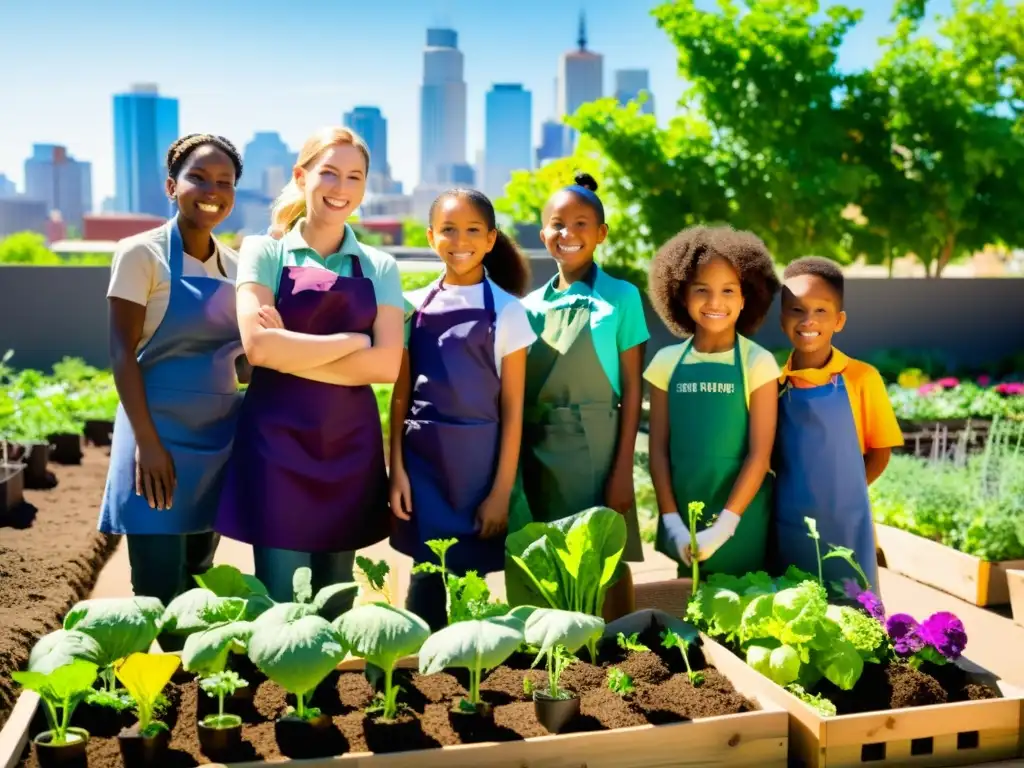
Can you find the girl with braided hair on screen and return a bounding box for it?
[99,134,246,617]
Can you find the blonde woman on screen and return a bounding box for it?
[216,127,404,608]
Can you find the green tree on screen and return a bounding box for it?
[402,219,430,248]
[0,232,59,265]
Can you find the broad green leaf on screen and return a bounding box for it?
[813,639,864,691]
[182,622,254,676]
[524,609,604,655]
[13,659,99,701]
[160,589,246,635]
[194,565,269,597]
[115,653,180,715]
[28,630,102,674]
[334,603,429,672]
[247,615,345,696]
[312,582,360,613]
[419,618,523,676]
[251,601,315,629]
[63,597,164,667]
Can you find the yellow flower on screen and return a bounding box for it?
[898,368,929,389]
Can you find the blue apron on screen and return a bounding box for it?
[99,218,243,534]
[390,277,505,574]
[772,373,879,591]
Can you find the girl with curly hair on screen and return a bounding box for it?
[644,226,781,576]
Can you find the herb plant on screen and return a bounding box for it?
[355,556,392,605]
[199,671,248,729]
[606,668,635,696]
[412,539,509,624]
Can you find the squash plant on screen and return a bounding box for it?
[13,659,99,746]
[523,609,604,700]
[334,603,430,720]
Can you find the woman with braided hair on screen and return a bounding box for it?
[99,134,246,612]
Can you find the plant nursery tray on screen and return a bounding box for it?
[875,524,1024,606]
[634,577,1024,768]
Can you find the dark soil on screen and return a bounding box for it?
[20,641,757,765]
[0,447,119,730]
[814,659,1000,715]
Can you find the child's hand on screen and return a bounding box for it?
[604,459,635,514]
[476,492,510,539]
[258,305,285,329]
[389,465,413,521]
[681,510,741,565]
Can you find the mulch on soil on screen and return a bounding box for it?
[0,446,118,730]
[23,642,757,766]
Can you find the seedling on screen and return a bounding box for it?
[412,539,508,624]
[355,556,393,605]
[616,632,650,653]
[606,667,635,697]
[12,660,99,745]
[114,652,180,737]
[687,501,705,595]
[661,629,704,687]
[199,671,248,729]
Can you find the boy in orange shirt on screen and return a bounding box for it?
[772,257,903,592]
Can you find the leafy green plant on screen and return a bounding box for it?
[355,556,392,605]
[160,589,247,639]
[418,617,523,712]
[412,539,509,624]
[505,507,627,640]
[27,630,102,675]
[199,671,248,729]
[181,621,254,677]
[616,632,650,654]
[247,612,346,721]
[606,667,635,696]
[12,660,99,745]
[115,653,180,737]
[193,565,274,619]
[524,609,605,699]
[786,683,837,717]
[660,627,704,687]
[250,567,359,629]
[333,603,430,721]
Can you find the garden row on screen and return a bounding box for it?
[4,509,1022,768]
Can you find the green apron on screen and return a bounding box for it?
[516,269,643,561]
[655,337,771,575]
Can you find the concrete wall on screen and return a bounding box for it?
[1,258,1022,372]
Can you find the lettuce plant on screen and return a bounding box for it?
[524,609,604,700]
[115,653,181,737]
[333,603,430,720]
[505,507,626,642]
[13,660,99,744]
[419,617,523,712]
[247,612,345,721]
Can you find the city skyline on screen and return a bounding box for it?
[0,0,950,210]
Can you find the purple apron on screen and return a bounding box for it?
[390,278,504,573]
[216,254,389,552]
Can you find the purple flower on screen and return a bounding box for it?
[856,590,886,621]
[977,375,992,387]
[886,614,925,656]
[919,612,968,661]
[841,578,863,600]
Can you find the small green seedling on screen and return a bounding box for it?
[12,660,99,745]
[804,517,823,587]
[616,632,650,654]
[687,501,705,595]
[541,646,577,701]
[661,629,704,687]
[606,667,635,697]
[199,671,248,729]
[355,556,393,605]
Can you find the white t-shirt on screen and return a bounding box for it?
[404,278,537,375]
[106,226,239,351]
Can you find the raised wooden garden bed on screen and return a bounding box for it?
[1008,570,1024,628]
[633,576,1024,768]
[875,524,1024,607]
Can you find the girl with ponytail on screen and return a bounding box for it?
[388,188,534,629]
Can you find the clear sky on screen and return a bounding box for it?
[0,0,948,208]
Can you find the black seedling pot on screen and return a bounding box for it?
[198,716,242,760]
[33,728,89,768]
[275,712,332,758]
[22,442,50,487]
[534,691,580,734]
[49,432,83,465]
[83,420,113,448]
[0,463,25,516]
[118,724,170,767]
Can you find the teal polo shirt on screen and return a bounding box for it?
[522,264,650,396]
[235,219,404,309]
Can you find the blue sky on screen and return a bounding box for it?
[0,0,947,207]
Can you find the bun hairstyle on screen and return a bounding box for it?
[270,126,371,235]
[166,134,243,183]
[557,171,605,225]
[428,188,532,297]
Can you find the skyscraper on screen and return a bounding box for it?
[23,144,92,228]
[0,174,16,197]
[113,84,179,216]
[241,132,296,198]
[483,84,532,201]
[536,121,566,167]
[344,106,393,192]
[419,28,467,185]
[615,69,655,115]
[557,13,603,154]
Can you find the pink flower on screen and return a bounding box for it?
[996,383,1024,396]
[918,383,940,396]
[936,377,960,389]
[977,375,991,387]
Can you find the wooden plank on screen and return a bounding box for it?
[212,639,788,768]
[634,577,693,618]
[874,524,1024,606]
[0,692,37,768]
[1008,570,1024,628]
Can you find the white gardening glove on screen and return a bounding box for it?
[661,513,691,562]
[681,510,742,566]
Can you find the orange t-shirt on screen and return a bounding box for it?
[779,348,904,454]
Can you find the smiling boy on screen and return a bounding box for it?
[771,257,903,592]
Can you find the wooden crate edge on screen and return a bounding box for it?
[0,691,38,768]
